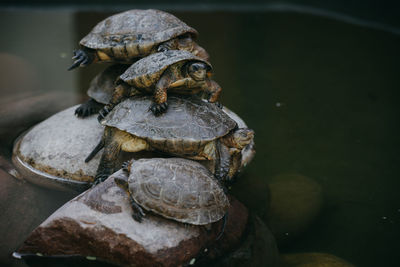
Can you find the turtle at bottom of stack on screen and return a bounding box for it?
[115,157,229,238]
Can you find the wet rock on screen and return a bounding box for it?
[266,173,323,246]
[12,105,103,191]
[211,214,280,267]
[13,104,254,192]
[279,252,355,267]
[16,170,249,267]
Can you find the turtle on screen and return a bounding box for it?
[85,96,254,185]
[98,50,222,118]
[114,157,229,230]
[68,9,209,70]
[75,64,130,118]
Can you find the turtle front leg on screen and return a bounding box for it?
[98,83,130,122]
[150,72,172,115]
[204,80,222,107]
[92,129,121,186]
[130,197,146,222]
[68,48,95,70]
[75,98,104,118]
[157,39,177,52]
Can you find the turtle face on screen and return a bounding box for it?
[232,128,254,150]
[187,62,208,81]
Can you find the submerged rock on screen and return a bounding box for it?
[13,104,254,192]
[280,252,355,267]
[266,173,323,246]
[16,170,249,267]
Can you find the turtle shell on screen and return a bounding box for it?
[87,64,130,104]
[127,158,229,225]
[80,9,198,60]
[119,50,211,88]
[102,96,237,154]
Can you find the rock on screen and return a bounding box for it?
[12,105,104,192]
[266,173,323,246]
[279,252,355,267]
[211,214,280,267]
[13,104,254,192]
[16,170,249,267]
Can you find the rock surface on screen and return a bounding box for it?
[16,170,249,267]
[280,252,355,267]
[12,105,103,191]
[266,173,323,246]
[13,104,255,192]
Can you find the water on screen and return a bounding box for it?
[1,9,400,267]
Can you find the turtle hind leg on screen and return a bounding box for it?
[130,197,145,222]
[75,98,104,118]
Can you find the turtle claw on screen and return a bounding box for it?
[149,102,168,116]
[97,105,112,122]
[75,99,104,118]
[215,102,223,109]
[68,49,92,71]
[91,173,109,187]
[122,161,131,173]
[131,199,146,222]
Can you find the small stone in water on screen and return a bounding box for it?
[189,258,196,265]
[86,256,96,260]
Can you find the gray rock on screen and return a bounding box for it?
[16,170,248,267]
[12,105,104,192]
[266,173,324,246]
[13,104,254,192]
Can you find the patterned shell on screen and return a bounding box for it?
[127,158,229,225]
[87,64,130,104]
[102,96,237,145]
[80,9,197,58]
[119,50,211,88]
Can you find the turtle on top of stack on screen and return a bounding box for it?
[70,9,255,229]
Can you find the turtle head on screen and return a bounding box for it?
[231,128,254,150]
[187,62,210,81]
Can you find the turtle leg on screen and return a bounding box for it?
[130,196,146,222]
[75,98,104,118]
[204,80,222,107]
[92,128,121,186]
[150,72,171,115]
[215,141,231,182]
[68,48,95,71]
[157,39,177,52]
[98,83,130,122]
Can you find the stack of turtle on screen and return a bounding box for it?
[69,9,254,235]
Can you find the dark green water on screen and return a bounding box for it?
[1,9,400,267]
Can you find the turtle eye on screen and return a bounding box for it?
[190,63,199,72]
